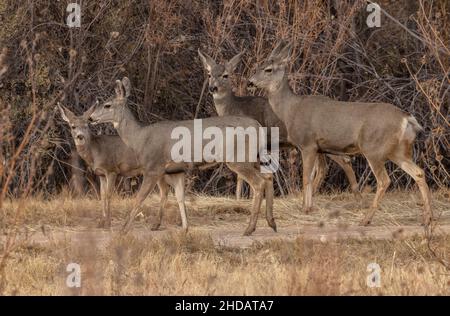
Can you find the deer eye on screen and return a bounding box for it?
[104,104,111,109]
[208,74,211,78]
[222,74,228,79]
[264,68,273,73]
[71,125,76,129]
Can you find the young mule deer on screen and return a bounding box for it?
[89,77,275,236]
[248,41,432,226]
[198,49,360,199]
[57,103,186,229]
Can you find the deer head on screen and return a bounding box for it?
[57,102,96,146]
[89,77,131,126]
[198,49,244,99]
[248,41,292,93]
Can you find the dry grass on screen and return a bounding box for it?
[2,189,449,230]
[1,191,449,295]
[2,231,449,295]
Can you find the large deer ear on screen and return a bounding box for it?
[57,102,75,123]
[276,42,293,64]
[225,51,244,73]
[198,49,216,72]
[121,77,131,98]
[83,100,98,120]
[114,79,124,98]
[268,40,288,60]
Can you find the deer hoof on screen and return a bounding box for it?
[243,227,255,236]
[97,218,110,229]
[120,221,132,235]
[302,206,314,214]
[150,223,160,231]
[359,218,372,226]
[421,216,432,227]
[267,219,277,232]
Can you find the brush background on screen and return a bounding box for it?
[0,0,448,199]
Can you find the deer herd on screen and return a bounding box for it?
[57,41,433,236]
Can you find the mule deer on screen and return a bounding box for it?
[89,77,275,236]
[198,49,360,199]
[57,103,186,230]
[248,41,432,226]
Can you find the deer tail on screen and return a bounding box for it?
[407,115,423,133]
[399,115,423,142]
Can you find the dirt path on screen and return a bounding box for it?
[3,192,449,248]
[13,223,450,248]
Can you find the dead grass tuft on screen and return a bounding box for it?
[0,192,449,295]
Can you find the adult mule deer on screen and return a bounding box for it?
[57,103,186,229]
[89,77,275,236]
[248,41,432,226]
[198,49,360,199]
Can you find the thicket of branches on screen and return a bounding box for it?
[0,0,448,200]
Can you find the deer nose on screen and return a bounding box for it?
[76,135,84,140]
[209,86,218,93]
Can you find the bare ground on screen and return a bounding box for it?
[18,224,450,249]
[4,190,450,248]
[1,190,449,295]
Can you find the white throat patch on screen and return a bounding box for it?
[74,138,86,146]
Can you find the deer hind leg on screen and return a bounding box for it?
[390,153,432,226]
[312,154,327,195]
[328,154,361,200]
[227,163,265,236]
[301,148,318,214]
[122,174,157,234]
[261,172,276,232]
[152,178,169,231]
[104,173,117,228]
[167,172,188,231]
[98,176,108,228]
[236,176,244,200]
[360,157,390,226]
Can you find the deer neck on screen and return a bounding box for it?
[115,107,144,151]
[267,75,296,123]
[213,90,235,116]
[75,136,95,167]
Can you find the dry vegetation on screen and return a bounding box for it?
[1,191,450,295]
[2,190,450,230]
[0,0,448,197]
[0,0,449,296]
[2,225,449,295]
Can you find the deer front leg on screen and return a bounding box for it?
[246,180,264,236]
[98,176,107,228]
[328,154,361,200]
[104,172,117,228]
[236,176,243,199]
[121,174,157,234]
[228,163,265,236]
[262,173,276,232]
[152,178,169,231]
[301,148,318,214]
[171,173,188,231]
[360,157,390,226]
[312,154,327,195]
